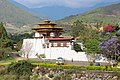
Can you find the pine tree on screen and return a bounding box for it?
[0,22,13,59]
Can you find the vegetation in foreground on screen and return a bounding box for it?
[0,60,120,80]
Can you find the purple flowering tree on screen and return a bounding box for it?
[99,35,120,61]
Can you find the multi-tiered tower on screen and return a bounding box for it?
[32,20,74,48]
[32,20,63,38]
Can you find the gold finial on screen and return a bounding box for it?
[44,20,51,24]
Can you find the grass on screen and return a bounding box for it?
[0,57,53,66]
[1,57,120,71]
[0,76,4,80]
[0,57,16,66]
[117,62,120,66]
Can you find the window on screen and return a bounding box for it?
[61,43,64,47]
[50,32,55,37]
[66,43,70,47]
[47,44,49,48]
[42,44,46,48]
[53,43,58,47]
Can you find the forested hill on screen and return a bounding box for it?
[0,0,42,33]
[57,3,120,24]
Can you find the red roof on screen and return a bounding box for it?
[47,37,74,41]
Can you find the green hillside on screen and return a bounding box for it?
[57,3,120,25]
[0,0,42,33]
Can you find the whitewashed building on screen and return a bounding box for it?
[21,20,88,61]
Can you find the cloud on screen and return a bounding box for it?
[13,0,120,8]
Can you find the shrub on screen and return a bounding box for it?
[73,42,83,52]
[64,74,72,80]
[118,56,120,62]
[53,75,61,80]
[48,74,54,78]
[0,67,7,75]
[89,61,94,66]
[34,63,120,71]
[0,75,17,80]
[31,74,40,80]
[7,60,34,76]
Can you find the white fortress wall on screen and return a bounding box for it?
[22,39,45,58]
[45,48,88,61]
[22,39,88,61]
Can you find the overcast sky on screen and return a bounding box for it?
[13,0,120,8]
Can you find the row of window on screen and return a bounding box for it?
[52,43,70,47]
[43,43,70,48]
[43,43,71,48]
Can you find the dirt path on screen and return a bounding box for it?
[10,52,26,60]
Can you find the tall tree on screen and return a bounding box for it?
[99,36,120,61]
[84,39,100,54]
[0,22,13,59]
[71,20,85,38]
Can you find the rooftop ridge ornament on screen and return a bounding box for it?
[44,19,51,24]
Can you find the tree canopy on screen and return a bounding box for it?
[0,22,13,59]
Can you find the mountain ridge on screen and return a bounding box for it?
[57,3,120,24]
[0,0,42,33]
[10,0,120,20]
